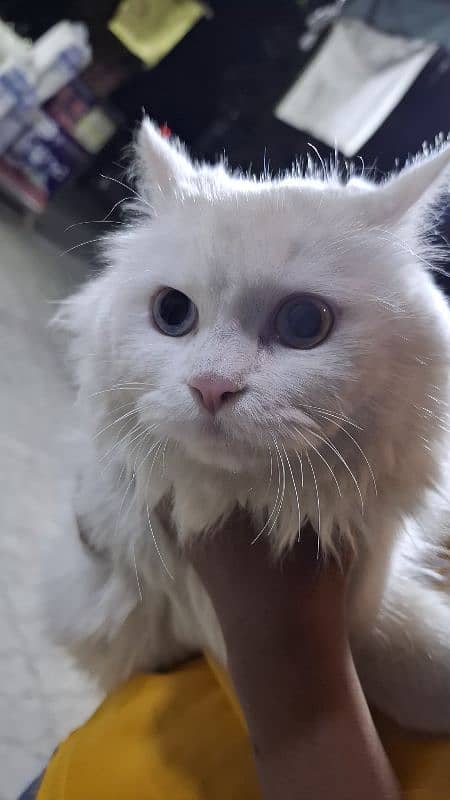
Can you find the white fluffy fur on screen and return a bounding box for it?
[46,120,450,732]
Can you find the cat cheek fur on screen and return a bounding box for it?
[47,120,450,731]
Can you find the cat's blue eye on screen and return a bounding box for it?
[152,288,198,337]
[275,294,334,349]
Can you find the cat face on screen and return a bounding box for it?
[69,122,450,476]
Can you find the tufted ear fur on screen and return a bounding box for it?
[134,117,196,208]
[362,141,450,229]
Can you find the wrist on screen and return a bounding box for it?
[226,631,353,745]
[222,600,348,669]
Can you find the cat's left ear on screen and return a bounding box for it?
[363,142,450,228]
[134,117,196,208]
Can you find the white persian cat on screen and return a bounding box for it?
[47,119,450,733]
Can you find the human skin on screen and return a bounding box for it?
[188,512,402,800]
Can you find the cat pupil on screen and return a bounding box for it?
[160,290,190,326]
[288,300,322,338]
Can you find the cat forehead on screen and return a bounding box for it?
[149,181,365,268]
[133,179,386,303]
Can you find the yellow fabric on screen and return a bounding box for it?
[37,655,450,800]
[109,0,205,67]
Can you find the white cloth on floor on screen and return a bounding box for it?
[275,18,437,157]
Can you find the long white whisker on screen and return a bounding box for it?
[90,382,158,397]
[306,450,320,536]
[100,421,142,473]
[94,408,138,439]
[281,443,302,541]
[99,414,148,464]
[64,196,135,231]
[99,173,152,208]
[145,442,174,580]
[252,442,282,544]
[101,399,138,417]
[297,451,304,488]
[160,438,169,475]
[113,432,159,535]
[298,403,363,430]
[107,422,159,467]
[266,438,286,538]
[320,415,377,494]
[132,543,143,603]
[308,428,364,514]
[115,427,161,490]
[59,237,105,256]
[293,426,342,497]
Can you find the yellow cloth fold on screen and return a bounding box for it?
[109,0,205,67]
[37,656,450,800]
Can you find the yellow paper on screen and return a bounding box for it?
[109,0,205,67]
[73,109,117,154]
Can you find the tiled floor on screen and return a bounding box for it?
[0,210,100,799]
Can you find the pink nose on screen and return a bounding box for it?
[189,375,242,414]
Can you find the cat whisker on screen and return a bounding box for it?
[296,450,304,489]
[371,226,440,274]
[145,441,174,580]
[266,438,286,538]
[103,420,159,485]
[99,399,138,423]
[116,429,161,494]
[113,430,160,534]
[425,393,448,407]
[160,437,169,476]
[132,543,143,603]
[260,444,274,500]
[134,430,162,473]
[307,428,364,515]
[114,423,158,466]
[294,451,305,541]
[64,196,135,231]
[306,450,320,536]
[268,446,273,488]
[94,407,139,439]
[296,403,363,431]
[412,405,450,435]
[252,439,282,544]
[64,219,126,231]
[99,418,142,470]
[59,237,107,256]
[419,435,432,452]
[413,403,450,426]
[281,443,302,543]
[292,425,342,497]
[99,173,152,210]
[90,382,160,397]
[317,415,377,495]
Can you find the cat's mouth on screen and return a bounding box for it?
[166,414,232,448]
[169,414,260,470]
[199,416,226,435]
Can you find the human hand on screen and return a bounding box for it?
[188,509,352,661]
[187,511,401,800]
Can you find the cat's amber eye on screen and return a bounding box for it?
[152,288,198,337]
[275,294,334,349]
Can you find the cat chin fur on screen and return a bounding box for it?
[45,121,450,732]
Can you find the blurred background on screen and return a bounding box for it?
[1,1,450,796]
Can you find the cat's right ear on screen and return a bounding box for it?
[133,117,196,209]
[361,141,450,230]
